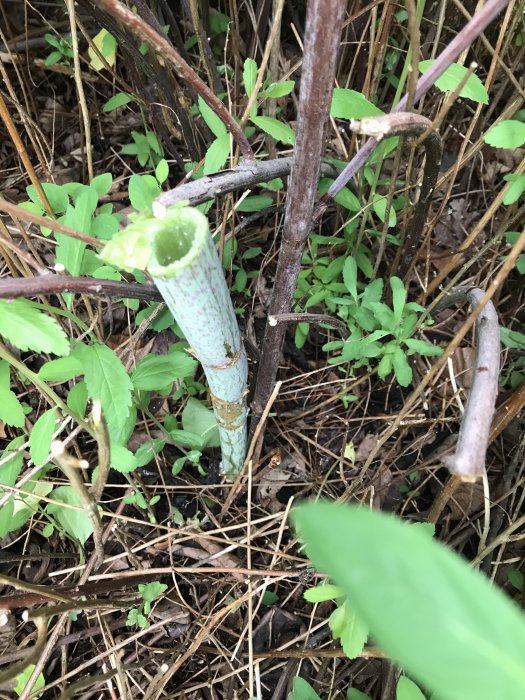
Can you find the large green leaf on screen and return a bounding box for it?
[72,343,132,443]
[30,407,58,466]
[204,133,231,175]
[293,503,525,700]
[131,351,196,391]
[181,398,220,449]
[419,61,489,104]
[251,116,295,145]
[0,299,69,356]
[330,88,383,119]
[47,485,93,545]
[198,96,227,138]
[483,120,525,149]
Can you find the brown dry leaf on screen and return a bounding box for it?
[446,481,485,519]
[354,433,379,463]
[256,451,306,513]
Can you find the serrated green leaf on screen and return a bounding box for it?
[128,174,161,214]
[103,92,134,112]
[419,60,489,104]
[251,116,295,144]
[0,299,69,355]
[131,352,196,391]
[181,398,220,449]
[397,676,427,700]
[47,485,93,545]
[329,600,369,659]
[198,96,227,138]
[304,583,344,602]
[330,88,384,119]
[110,443,138,473]
[30,408,58,466]
[294,503,525,700]
[72,343,132,443]
[262,80,295,98]
[243,57,258,98]
[483,120,525,149]
[204,133,231,175]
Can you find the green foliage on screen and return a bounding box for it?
[294,502,525,700]
[44,33,73,66]
[127,581,168,628]
[103,92,134,112]
[121,130,164,168]
[418,60,489,104]
[330,88,383,119]
[287,677,322,700]
[483,120,525,149]
[15,664,46,699]
[0,299,69,355]
[500,325,525,387]
[47,485,93,545]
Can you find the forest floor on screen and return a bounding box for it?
[0,1,524,698]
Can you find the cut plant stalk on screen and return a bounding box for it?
[101,206,248,475]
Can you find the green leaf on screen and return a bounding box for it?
[0,361,26,428]
[198,96,227,138]
[67,381,88,420]
[343,257,358,300]
[236,194,273,212]
[329,599,369,658]
[330,88,384,119]
[131,352,196,391]
[90,173,112,198]
[251,116,295,144]
[181,398,220,449]
[304,583,344,602]
[0,436,25,487]
[204,133,231,175]
[390,276,406,325]
[347,690,373,700]
[373,197,396,227]
[418,60,489,104]
[139,581,168,608]
[243,57,258,98]
[47,485,93,545]
[392,346,412,386]
[500,326,525,349]
[89,28,117,70]
[404,338,443,356]
[287,677,322,700]
[14,664,45,699]
[110,443,138,473]
[0,299,69,355]
[26,182,69,214]
[72,343,132,443]
[30,408,58,466]
[155,158,169,184]
[483,120,525,149]
[103,92,134,112]
[397,676,427,700]
[293,503,525,700]
[502,174,525,205]
[262,80,295,98]
[128,174,161,215]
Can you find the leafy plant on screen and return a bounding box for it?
[121,129,165,168]
[483,117,525,204]
[44,33,73,66]
[127,581,168,628]
[294,502,525,700]
[500,325,525,387]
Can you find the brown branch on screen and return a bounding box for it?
[268,312,348,338]
[153,157,339,214]
[249,0,346,442]
[0,275,162,302]
[348,113,442,280]
[94,0,255,162]
[436,287,500,480]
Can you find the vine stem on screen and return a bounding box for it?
[94,0,255,162]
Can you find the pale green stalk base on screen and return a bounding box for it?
[148,207,248,475]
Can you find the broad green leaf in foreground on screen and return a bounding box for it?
[47,485,93,545]
[251,116,295,145]
[330,88,384,119]
[72,343,132,443]
[483,120,525,149]
[293,502,525,700]
[0,299,69,356]
[418,61,489,104]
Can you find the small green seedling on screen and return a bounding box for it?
[127,581,168,629]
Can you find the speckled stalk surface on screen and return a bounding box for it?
[147,207,248,475]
